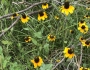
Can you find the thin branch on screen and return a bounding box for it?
[0,16,20,37]
[77,45,83,70]
[52,57,65,70]
[0,2,45,20]
[28,6,52,15]
[66,59,73,70]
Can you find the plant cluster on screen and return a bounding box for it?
[0,0,90,70]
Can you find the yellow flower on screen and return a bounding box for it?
[79,36,85,42]
[56,59,60,62]
[84,68,89,70]
[60,1,75,15]
[80,67,83,70]
[31,56,43,68]
[20,14,30,23]
[78,20,86,26]
[54,16,59,20]
[24,36,31,43]
[38,11,48,21]
[11,13,19,19]
[88,68,90,70]
[80,67,90,70]
[81,40,90,48]
[42,3,49,9]
[78,24,88,34]
[63,47,75,59]
[70,30,74,34]
[86,7,90,10]
[84,15,90,18]
[47,34,56,41]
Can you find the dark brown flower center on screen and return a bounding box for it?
[86,15,88,17]
[64,2,69,9]
[85,41,90,45]
[34,57,39,63]
[81,37,84,40]
[22,14,26,19]
[50,35,54,39]
[25,37,30,41]
[70,30,74,33]
[13,13,17,17]
[80,20,84,23]
[68,49,74,54]
[81,25,85,29]
[39,12,44,16]
[43,3,47,5]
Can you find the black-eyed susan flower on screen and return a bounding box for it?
[38,11,48,21]
[11,13,19,19]
[78,24,88,34]
[86,7,90,10]
[70,30,74,34]
[24,36,31,43]
[82,40,90,48]
[31,56,43,68]
[80,67,83,70]
[47,34,56,41]
[20,14,30,23]
[60,1,75,15]
[63,47,75,59]
[84,15,90,18]
[79,36,85,42]
[78,20,86,26]
[54,16,59,20]
[42,3,49,9]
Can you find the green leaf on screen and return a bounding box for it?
[23,28,30,30]
[3,60,8,68]
[31,38,38,45]
[40,64,53,70]
[34,31,42,38]
[43,43,49,55]
[1,0,5,4]
[5,8,8,14]
[0,46,3,54]
[83,63,86,67]
[1,40,12,45]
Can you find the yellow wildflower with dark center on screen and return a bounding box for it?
[55,16,59,20]
[86,7,90,10]
[80,67,83,70]
[78,20,86,26]
[42,3,49,9]
[79,36,85,43]
[24,36,31,43]
[21,14,30,23]
[60,1,75,15]
[38,11,48,21]
[82,40,90,48]
[11,13,19,19]
[31,56,43,68]
[47,34,56,41]
[63,47,75,59]
[84,15,90,18]
[70,30,74,34]
[78,24,88,34]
